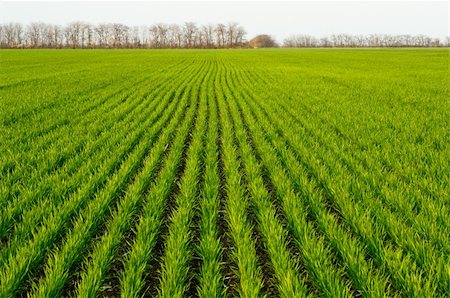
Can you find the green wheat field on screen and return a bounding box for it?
[0,49,449,297]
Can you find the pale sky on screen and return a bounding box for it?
[1,1,448,42]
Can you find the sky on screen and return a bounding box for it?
[1,1,448,42]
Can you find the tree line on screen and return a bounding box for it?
[282,34,449,48]
[0,21,448,49]
[0,22,246,49]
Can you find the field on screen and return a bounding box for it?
[0,49,448,297]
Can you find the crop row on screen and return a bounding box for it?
[1,50,447,297]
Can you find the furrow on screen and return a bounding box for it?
[118,59,206,298]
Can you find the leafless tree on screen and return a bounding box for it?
[3,21,444,49]
[201,24,215,48]
[158,23,169,48]
[283,35,318,48]
[182,22,197,48]
[320,37,330,47]
[226,22,239,47]
[234,25,246,47]
[149,25,159,48]
[283,33,446,48]
[0,25,3,47]
[215,23,226,48]
[79,23,93,48]
[94,24,108,48]
[110,23,129,48]
[1,22,23,48]
[129,26,140,48]
[27,22,46,48]
[167,24,182,48]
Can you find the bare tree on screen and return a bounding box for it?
[0,25,4,47]
[168,24,183,48]
[157,23,169,48]
[320,37,331,47]
[202,24,215,48]
[129,26,140,48]
[149,25,159,48]
[235,25,246,47]
[355,35,367,47]
[79,23,93,48]
[42,23,54,47]
[26,22,42,48]
[110,23,129,48]
[4,21,444,49]
[215,23,226,48]
[226,22,239,47]
[94,24,109,48]
[283,34,318,48]
[1,23,23,48]
[149,23,170,48]
[183,22,197,48]
[139,25,149,48]
[64,22,84,48]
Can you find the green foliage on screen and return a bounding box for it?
[0,49,448,297]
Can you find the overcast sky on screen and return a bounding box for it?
[1,1,448,41]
